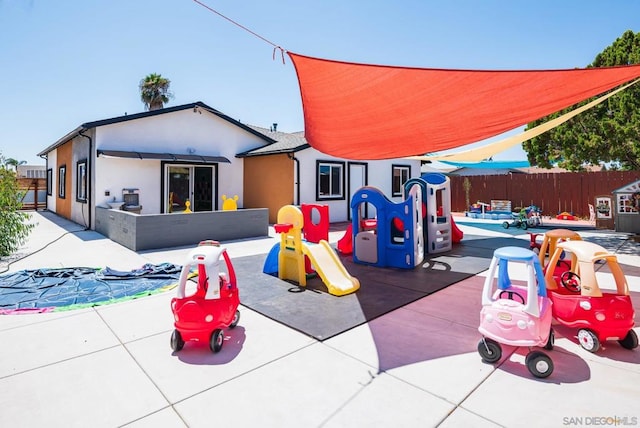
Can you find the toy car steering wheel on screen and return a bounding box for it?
[560,271,581,293]
[498,290,525,304]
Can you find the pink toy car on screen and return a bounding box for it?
[171,240,240,353]
[544,240,637,353]
[478,246,555,378]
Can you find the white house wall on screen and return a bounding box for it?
[295,148,421,222]
[94,156,160,212]
[94,109,269,212]
[69,135,91,227]
[45,150,57,212]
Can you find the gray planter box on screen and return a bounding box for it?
[95,207,269,251]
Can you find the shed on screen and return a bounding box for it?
[612,178,640,233]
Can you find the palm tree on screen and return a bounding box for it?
[139,73,174,111]
[3,158,26,172]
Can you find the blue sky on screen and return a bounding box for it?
[1,0,638,165]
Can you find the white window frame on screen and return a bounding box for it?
[317,161,344,200]
[58,165,66,198]
[76,160,87,202]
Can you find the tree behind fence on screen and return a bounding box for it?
[449,171,639,218]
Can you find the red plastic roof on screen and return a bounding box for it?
[288,52,640,160]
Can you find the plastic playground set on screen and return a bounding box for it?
[167,172,468,352]
[340,173,464,268]
[268,204,361,297]
[262,172,464,297]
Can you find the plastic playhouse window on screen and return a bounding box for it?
[617,194,638,214]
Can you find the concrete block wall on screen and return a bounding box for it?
[95,207,269,251]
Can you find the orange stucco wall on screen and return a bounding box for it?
[56,142,73,219]
[243,154,293,223]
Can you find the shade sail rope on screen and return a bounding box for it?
[189,2,640,161]
[412,78,640,162]
[192,0,287,63]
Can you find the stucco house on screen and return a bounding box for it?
[37,101,421,245]
[238,124,421,223]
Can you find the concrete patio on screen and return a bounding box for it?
[0,211,638,428]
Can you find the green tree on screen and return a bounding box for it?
[139,73,174,111]
[523,30,640,171]
[0,154,35,257]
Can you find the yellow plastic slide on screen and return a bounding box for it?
[301,240,360,296]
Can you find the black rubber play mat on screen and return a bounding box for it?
[234,234,529,340]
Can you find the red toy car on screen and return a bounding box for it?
[536,229,582,282]
[170,240,240,353]
[544,240,637,353]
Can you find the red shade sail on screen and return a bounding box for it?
[288,52,640,160]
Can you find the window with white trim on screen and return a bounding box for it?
[58,165,66,198]
[317,161,344,200]
[47,168,53,196]
[617,193,639,214]
[76,160,87,202]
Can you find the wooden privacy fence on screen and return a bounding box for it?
[449,171,640,218]
[17,178,47,211]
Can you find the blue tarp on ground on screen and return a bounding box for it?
[0,263,182,312]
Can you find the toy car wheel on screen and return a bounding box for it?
[544,328,555,350]
[229,310,240,329]
[502,222,509,229]
[210,329,224,353]
[171,329,184,352]
[477,338,502,363]
[577,329,600,353]
[525,351,553,378]
[618,329,638,350]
